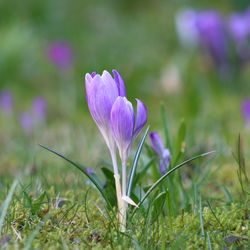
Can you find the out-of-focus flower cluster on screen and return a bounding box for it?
[0,90,47,134]
[176,8,250,74]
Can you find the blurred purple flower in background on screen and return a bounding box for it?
[32,96,47,122]
[150,132,171,175]
[47,41,73,69]
[19,96,47,134]
[175,9,199,48]
[241,99,250,125]
[195,11,229,72]
[175,7,250,74]
[0,90,13,114]
[86,168,95,175]
[20,112,34,134]
[229,8,250,63]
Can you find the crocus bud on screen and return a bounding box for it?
[85,70,126,151]
[111,96,147,163]
[150,132,171,175]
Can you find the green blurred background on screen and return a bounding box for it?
[0,0,250,175]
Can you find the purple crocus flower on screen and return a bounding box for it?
[242,99,250,125]
[85,70,126,152]
[111,97,147,163]
[47,42,73,69]
[0,90,13,114]
[150,132,171,175]
[20,112,34,134]
[195,11,229,72]
[32,96,47,122]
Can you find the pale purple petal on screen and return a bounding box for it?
[111,97,134,161]
[112,70,126,97]
[101,70,118,91]
[86,75,118,129]
[150,132,171,175]
[149,132,164,156]
[133,98,148,138]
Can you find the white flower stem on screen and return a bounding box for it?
[110,149,123,229]
[121,159,127,232]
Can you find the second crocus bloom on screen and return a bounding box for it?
[150,132,171,175]
[111,97,147,164]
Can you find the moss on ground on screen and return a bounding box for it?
[1,186,249,249]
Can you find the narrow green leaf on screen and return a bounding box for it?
[134,151,215,212]
[160,104,172,150]
[132,157,155,186]
[172,119,186,166]
[207,232,212,250]
[39,144,112,209]
[199,196,205,237]
[127,126,149,196]
[101,167,115,184]
[0,179,18,233]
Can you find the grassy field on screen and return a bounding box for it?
[0,0,250,249]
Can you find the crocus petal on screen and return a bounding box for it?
[101,70,118,90]
[149,132,164,156]
[86,75,119,126]
[159,148,171,175]
[112,70,126,97]
[85,74,118,149]
[133,98,147,138]
[111,97,134,161]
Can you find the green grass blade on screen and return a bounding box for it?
[0,179,18,233]
[39,144,112,209]
[160,104,172,150]
[172,119,186,166]
[133,157,156,185]
[134,151,215,211]
[207,232,212,250]
[199,196,205,237]
[127,126,149,196]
